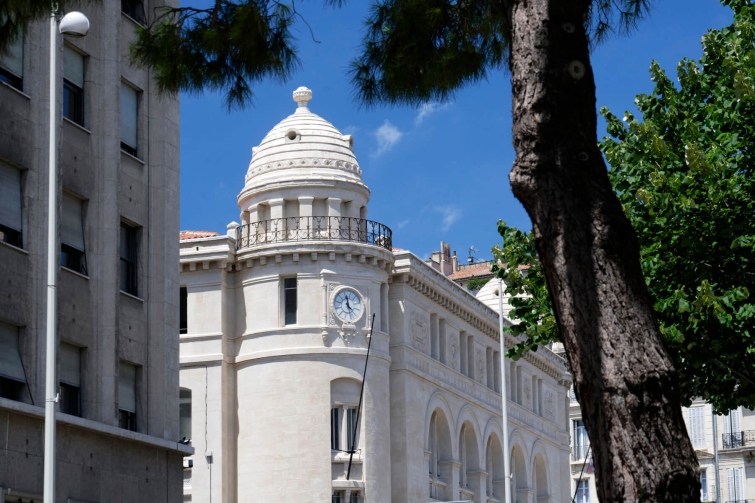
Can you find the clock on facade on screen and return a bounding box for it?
[333,288,364,323]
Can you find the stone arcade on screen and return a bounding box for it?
[178,88,572,503]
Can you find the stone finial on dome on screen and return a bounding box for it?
[293,86,312,109]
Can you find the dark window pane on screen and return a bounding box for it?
[0,68,22,90]
[180,287,188,334]
[0,376,26,401]
[121,0,146,24]
[120,223,137,295]
[0,223,22,248]
[119,409,137,431]
[59,382,81,416]
[63,80,84,126]
[61,243,87,275]
[330,408,339,450]
[121,142,137,157]
[284,277,297,325]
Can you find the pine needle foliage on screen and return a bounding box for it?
[0,1,98,53]
[130,1,302,110]
[348,0,654,107]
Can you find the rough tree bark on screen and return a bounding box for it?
[505,0,699,500]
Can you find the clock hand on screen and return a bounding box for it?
[345,298,352,311]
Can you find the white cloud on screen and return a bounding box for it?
[396,219,410,230]
[414,102,450,125]
[434,206,461,231]
[373,120,403,156]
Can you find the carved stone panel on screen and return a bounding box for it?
[410,311,428,353]
[544,391,555,422]
[523,379,532,409]
[475,349,484,382]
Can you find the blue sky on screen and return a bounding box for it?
[180,0,733,261]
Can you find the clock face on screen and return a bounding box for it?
[333,288,364,323]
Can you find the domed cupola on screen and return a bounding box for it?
[238,87,369,207]
[235,87,391,253]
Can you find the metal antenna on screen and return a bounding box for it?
[346,313,376,480]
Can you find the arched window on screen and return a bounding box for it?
[458,421,479,500]
[428,408,453,500]
[486,435,505,499]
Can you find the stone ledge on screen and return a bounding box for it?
[0,397,194,455]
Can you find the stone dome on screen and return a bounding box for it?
[241,87,366,196]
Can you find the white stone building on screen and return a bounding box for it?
[0,1,190,501]
[178,88,572,503]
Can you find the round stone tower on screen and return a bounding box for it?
[232,87,393,502]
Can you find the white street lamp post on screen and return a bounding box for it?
[44,10,89,502]
[497,278,512,503]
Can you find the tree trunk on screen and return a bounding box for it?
[505,0,699,500]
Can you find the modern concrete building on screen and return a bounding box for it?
[178,87,573,503]
[0,2,190,501]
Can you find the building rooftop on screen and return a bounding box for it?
[180,230,220,240]
[447,261,494,281]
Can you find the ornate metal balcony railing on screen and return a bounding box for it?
[722,430,755,449]
[236,216,393,251]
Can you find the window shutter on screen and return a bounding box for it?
[734,467,744,501]
[731,408,741,433]
[63,46,84,87]
[0,27,23,78]
[0,161,22,232]
[118,362,136,413]
[688,407,706,448]
[727,468,735,502]
[120,84,138,149]
[59,343,81,386]
[0,321,26,382]
[61,193,85,250]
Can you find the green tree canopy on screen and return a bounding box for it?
[494,0,755,411]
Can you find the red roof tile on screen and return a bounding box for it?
[180,230,220,241]
[447,263,493,280]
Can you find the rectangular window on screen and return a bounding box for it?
[576,479,589,503]
[63,46,85,126]
[59,342,81,416]
[180,286,188,334]
[688,406,706,449]
[700,469,708,502]
[118,361,137,431]
[332,492,344,503]
[346,407,358,452]
[723,407,742,448]
[179,388,192,441]
[121,0,146,24]
[349,493,360,503]
[573,420,589,460]
[330,407,340,451]
[0,321,27,402]
[0,160,23,247]
[120,222,138,296]
[61,193,87,275]
[120,82,138,156]
[0,26,23,90]
[283,277,297,325]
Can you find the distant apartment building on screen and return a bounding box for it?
[566,374,755,503]
[0,1,190,500]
